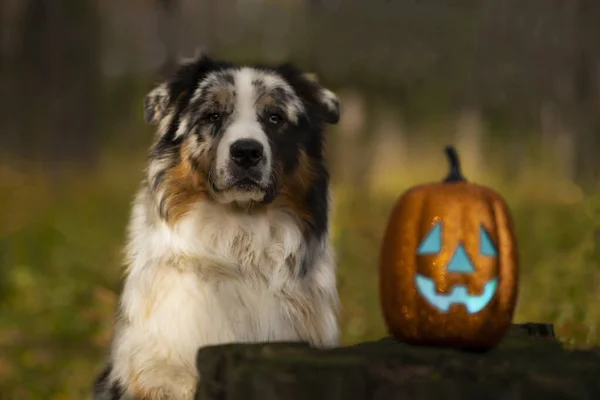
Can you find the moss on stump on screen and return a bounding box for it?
[195,323,600,400]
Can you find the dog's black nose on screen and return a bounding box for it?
[230,139,265,168]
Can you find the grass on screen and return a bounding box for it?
[0,136,599,399]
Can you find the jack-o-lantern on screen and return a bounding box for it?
[379,146,519,350]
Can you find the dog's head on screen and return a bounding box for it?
[144,53,340,224]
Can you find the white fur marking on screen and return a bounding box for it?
[107,192,339,399]
[214,68,273,196]
[175,115,191,139]
[319,88,339,114]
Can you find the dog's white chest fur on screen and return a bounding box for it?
[108,189,339,398]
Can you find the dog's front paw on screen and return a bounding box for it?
[128,368,197,400]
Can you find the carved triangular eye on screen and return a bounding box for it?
[417,222,442,255]
[480,225,497,257]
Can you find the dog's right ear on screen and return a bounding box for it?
[143,50,212,126]
[144,83,171,125]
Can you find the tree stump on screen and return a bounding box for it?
[195,323,600,400]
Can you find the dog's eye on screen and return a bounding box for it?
[207,113,221,122]
[268,113,284,125]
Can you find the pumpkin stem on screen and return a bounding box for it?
[443,145,466,182]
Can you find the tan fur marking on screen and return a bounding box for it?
[130,376,168,400]
[211,88,234,109]
[161,143,209,226]
[129,364,196,400]
[199,85,235,114]
[255,93,277,111]
[272,150,317,230]
[302,72,319,83]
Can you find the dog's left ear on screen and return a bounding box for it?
[301,72,341,125]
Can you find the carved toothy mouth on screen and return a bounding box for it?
[415,275,498,314]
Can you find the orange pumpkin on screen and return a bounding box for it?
[379,146,519,350]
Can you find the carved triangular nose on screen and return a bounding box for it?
[446,244,475,273]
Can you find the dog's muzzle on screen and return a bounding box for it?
[227,139,268,190]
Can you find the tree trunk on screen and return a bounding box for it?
[302,0,324,72]
[12,0,101,172]
[572,0,600,190]
[157,0,180,77]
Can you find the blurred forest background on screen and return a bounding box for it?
[1,0,600,398]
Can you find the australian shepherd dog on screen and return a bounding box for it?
[93,52,341,400]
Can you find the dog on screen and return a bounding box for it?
[93,52,342,400]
